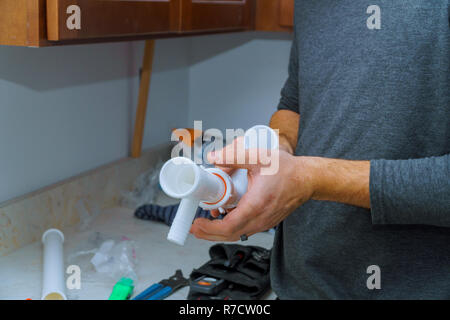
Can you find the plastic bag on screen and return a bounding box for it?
[67,232,138,283]
[121,160,164,209]
[90,238,137,281]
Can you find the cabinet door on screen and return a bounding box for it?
[255,0,294,32]
[0,0,45,47]
[179,0,253,32]
[278,0,294,28]
[46,0,180,41]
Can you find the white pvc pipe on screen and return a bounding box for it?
[230,125,279,207]
[41,228,67,300]
[159,157,225,202]
[160,157,226,245]
[167,198,200,246]
[160,126,279,246]
[244,125,279,150]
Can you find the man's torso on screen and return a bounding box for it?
[271,0,450,299]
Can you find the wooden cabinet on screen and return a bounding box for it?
[46,0,179,41]
[278,0,294,28]
[255,0,294,32]
[0,0,45,47]
[45,0,253,41]
[179,0,253,33]
[0,0,293,47]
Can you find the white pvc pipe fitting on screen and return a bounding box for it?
[230,125,279,202]
[160,125,279,246]
[41,228,67,300]
[167,198,200,246]
[244,125,279,150]
[160,157,229,245]
[160,157,225,203]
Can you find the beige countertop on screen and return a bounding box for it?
[0,206,275,300]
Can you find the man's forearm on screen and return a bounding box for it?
[300,157,371,209]
[270,110,299,154]
[270,110,371,209]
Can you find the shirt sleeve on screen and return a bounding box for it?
[370,153,450,227]
[277,29,300,114]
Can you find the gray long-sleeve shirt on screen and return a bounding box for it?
[272,0,450,299]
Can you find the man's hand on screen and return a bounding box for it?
[190,140,371,242]
[190,141,316,242]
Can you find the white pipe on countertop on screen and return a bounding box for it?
[160,125,279,246]
[41,228,67,300]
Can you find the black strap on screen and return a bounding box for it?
[188,243,271,300]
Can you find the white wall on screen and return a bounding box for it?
[0,32,293,203]
[0,39,190,203]
[188,32,293,132]
[130,40,191,150]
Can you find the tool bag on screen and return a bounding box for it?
[188,243,271,300]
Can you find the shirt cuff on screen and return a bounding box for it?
[277,98,299,114]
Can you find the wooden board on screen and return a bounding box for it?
[131,40,155,158]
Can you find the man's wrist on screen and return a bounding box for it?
[296,156,325,201]
[278,135,295,154]
[297,156,371,208]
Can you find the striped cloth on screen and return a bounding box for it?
[134,204,219,226]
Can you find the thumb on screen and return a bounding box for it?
[207,137,260,170]
[215,165,236,176]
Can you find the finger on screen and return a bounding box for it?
[192,216,243,238]
[210,206,233,218]
[213,186,269,236]
[193,196,261,240]
[209,209,221,218]
[191,218,260,242]
[225,207,235,214]
[215,165,236,176]
[207,137,257,170]
[191,224,240,242]
[210,148,278,172]
[192,212,250,240]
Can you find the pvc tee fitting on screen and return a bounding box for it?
[159,125,279,246]
[159,157,238,245]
